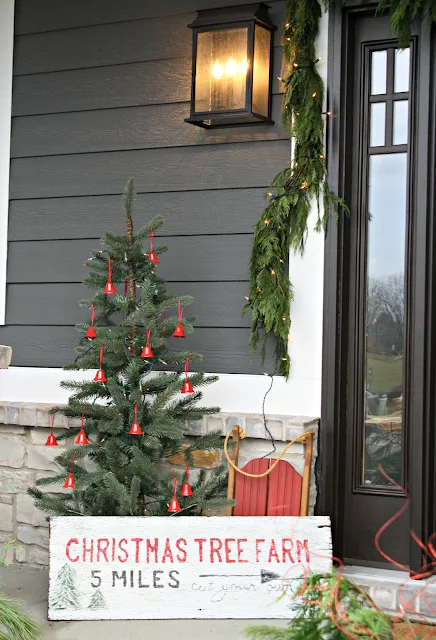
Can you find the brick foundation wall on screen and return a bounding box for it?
[0,402,318,566]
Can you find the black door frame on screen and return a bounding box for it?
[319,0,436,572]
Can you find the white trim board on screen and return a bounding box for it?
[0,0,14,325]
[0,367,321,416]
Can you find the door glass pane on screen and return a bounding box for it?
[371,50,387,95]
[370,103,386,147]
[364,153,407,486]
[394,48,410,93]
[393,100,409,145]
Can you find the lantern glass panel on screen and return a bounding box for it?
[252,24,271,117]
[195,27,249,113]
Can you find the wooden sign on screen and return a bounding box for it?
[48,516,332,620]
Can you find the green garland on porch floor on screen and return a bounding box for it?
[245,0,436,379]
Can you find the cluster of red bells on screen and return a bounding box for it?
[46,405,194,502]
[167,469,193,513]
[51,232,196,491]
[85,237,192,395]
[45,410,88,489]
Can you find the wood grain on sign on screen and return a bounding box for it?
[48,516,332,620]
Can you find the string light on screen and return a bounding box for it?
[293,62,299,68]
[264,218,270,226]
[271,269,276,275]
[258,288,262,292]
[267,191,273,196]
[312,92,317,98]
[301,180,309,189]
[279,258,284,263]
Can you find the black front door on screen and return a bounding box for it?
[320,4,436,571]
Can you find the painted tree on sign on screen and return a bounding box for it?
[88,589,106,610]
[50,564,81,610]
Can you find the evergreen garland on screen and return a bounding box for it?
[246,0,435,378]
[245,571,393,640]
[378,0,436,47]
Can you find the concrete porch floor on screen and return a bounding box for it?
[0,565,288,640]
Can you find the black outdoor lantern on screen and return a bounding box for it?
[185,3,276,128]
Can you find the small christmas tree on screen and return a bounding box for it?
[29,179,229,516]
[50,564,81,610]
[88,589,106,610]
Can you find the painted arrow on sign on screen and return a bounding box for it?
[199,569,296,584]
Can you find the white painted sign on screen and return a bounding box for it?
[49,516,332,620]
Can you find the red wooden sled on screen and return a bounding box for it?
[226,426,314,517]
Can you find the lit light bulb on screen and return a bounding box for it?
[239,59,248,74]
[211,60,223,79]
[225,56,237,76]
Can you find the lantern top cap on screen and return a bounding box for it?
[188,3,276,30]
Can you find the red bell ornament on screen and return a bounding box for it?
[85,302,97,340]
[85,326,97,340]
[140,329,154,358]
[45,432,58,446]
[141,344,153,358]
[148,230,159,264]
[75,430,88,445]
[103,257,117,294]
[45,411,58,447]
[94,342,107,382]
[180,465,193,497]
[63,473,75,489]
[75,408,89,445]
[181,380,195,394]
[168,473,182,513]
[181,358,195,394]
[94,369,107,382]
[128,402,143,435]
[63,455,76,489]
[172,300,185,338]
